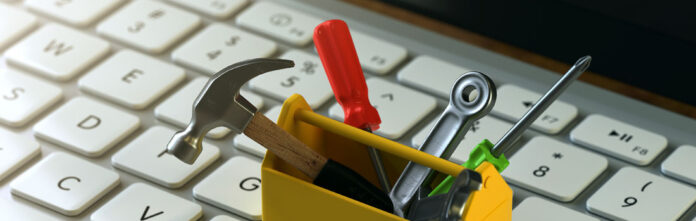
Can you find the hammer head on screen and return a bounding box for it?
[167,58,295,164]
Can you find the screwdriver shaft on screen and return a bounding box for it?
[491,56,591,157]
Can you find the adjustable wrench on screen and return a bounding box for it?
[389,72,496,216]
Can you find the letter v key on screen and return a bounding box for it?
[141,205,164,220]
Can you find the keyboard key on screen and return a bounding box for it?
[249,50,333,109]
[397,56,470,98]
[193,156,262,220]
[10,152,120,216]
[25,0,123,27]
[512,197,599,221]
[0,69,63,127]
[412,116,512,164]
[34,97,140,157]
[79,50,186,109]
[6,24,110,81]
[168,0,248,19]
[112,126,220,188]
[492,85,578,134]
[155,78,264,139]
[210,215,243,221]
[570,114,668,165]
[97,0,201,54]
[0,199,61,221]
[329,78,436,139]
[502,136,608,202]
[0,4,38,49]
[172,23,277,75]
[0,128,41,181]
[586,167,696,221]
[662,145,696,186]
[351,31,408,75]
[233,106,282,158]
[236,1,322,46]
[91,183,202,221]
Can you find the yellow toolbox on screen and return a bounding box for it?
[261,94,512,221]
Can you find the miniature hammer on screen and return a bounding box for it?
[166,58,393,212]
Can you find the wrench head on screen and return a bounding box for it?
[167,58,295,164]
[449,71,496,120]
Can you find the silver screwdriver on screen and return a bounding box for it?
[491,55,592,157]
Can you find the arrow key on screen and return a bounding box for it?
[91,183,202,221]
[491,85,578,134]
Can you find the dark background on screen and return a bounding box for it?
[380,0,696,106]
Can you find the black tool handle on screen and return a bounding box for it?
[313,159,394,213]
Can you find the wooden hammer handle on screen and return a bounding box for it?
[244,113,328,179]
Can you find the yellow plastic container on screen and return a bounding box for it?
[261,94,512,220]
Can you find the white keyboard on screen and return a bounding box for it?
[1,0,695,220]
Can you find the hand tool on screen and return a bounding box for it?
[165,58,393,212]
[429,55,593,196]
[389,72,496,216]
[313,19,391,192]
[406,169,482,221]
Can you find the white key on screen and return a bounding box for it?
[25,0,122,27]
[97,0,201,54]
[249,50,333,109]
[329,78,436,139]
[0,4,38,50]
[155,78,264,138]
[397,56,471,98]
[662,145,696,186]
[492,85,578,134]
[502,137,608,202]
[570,114,668,165]
[91,183,202,221]
[172,23,277,75]
[210,215,243,221]
[0,200,62,221]
[6,24,110,81]
[112,126,220,188]
[10,152,120,216]
[586,167,696,221]
[0,69,63,127]
[34,97,140,157]
[236,1,322,46]
[351,31,407,75]
[512,197,599,221]
[193,156,262,220]
[412,116,512,164]
[168,0,248,19]
[234,106,282,158]
[79,50,186,109]
[0,128,41,181]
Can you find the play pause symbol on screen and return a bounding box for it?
[609,130,633,142]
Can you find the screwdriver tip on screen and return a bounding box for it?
[574,55,592,72]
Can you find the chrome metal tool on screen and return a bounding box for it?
[389,72,496,216]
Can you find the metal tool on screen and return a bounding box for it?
[416,55,592,220]
[389,72,496,216]
[166,58,393,212]
[491,55,591,157]
[406,169,482,221]
[313,19,390,192]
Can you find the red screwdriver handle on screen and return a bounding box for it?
[314,19,381,131]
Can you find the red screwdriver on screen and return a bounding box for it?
[314,19,391,192]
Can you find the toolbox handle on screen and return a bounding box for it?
[294,109,465,177]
